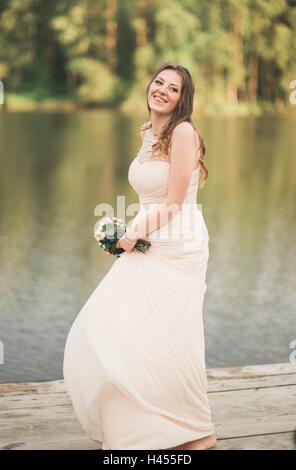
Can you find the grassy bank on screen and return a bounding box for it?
[0,92,295,116]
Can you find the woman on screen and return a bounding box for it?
[63,62,217,450]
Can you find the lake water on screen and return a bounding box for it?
[0,110,295,383]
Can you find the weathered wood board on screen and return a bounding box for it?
[0,362,295,450]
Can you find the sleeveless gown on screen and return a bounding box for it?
[63,125,216,450]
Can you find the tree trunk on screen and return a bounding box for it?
[67,71,76,94]
[106,0,117,73]
[227,83,238,105]
[248,53,258,104]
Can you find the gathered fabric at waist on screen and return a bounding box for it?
[129,202,209,247]
[138,184,198,208]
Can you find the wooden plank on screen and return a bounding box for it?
[0,417,101,450]
[2,438,100,451]
[3,385,293,432]
[1,375,295,410]
[4,432,295,450]
[1,385,295,442]
[0,404,78,421]
[1,374,295,406]
[207,373,296,392]
[1,363,295,451]
[0,363,294,396]
[208,385,296,438]
[207,362,296,380]
[0,380,65,397]
[0,393,70,410]
[213,432,296,450]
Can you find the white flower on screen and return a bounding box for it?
[97,231,106,240]
[94,228,106,239]
[100,216,113,225]
[96,217,113,233]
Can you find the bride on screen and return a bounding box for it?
[63,62,217,450]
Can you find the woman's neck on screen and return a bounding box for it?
[150,113,170,137]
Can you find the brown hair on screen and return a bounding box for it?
[141,62,208,188]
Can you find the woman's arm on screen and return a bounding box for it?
[126,122,200,241]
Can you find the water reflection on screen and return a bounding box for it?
[0,111,295,383]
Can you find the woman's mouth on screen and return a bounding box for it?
[153,94,167,104]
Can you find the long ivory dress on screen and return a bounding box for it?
[63,124,216,450]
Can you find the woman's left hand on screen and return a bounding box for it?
[116,235,137,254]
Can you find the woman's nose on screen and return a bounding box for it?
[158,85,167,95]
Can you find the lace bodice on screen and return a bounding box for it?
[136,125,201,167]
[136,127,170,164]
[128,124,201,207]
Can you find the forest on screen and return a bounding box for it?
[0,0,296,113]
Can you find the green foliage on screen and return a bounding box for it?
[68,57,125,105]
[154,0,202,69]
[0,0,295,111]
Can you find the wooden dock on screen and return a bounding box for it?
[0,362,295,450]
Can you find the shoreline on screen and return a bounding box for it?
[1,96,295,117]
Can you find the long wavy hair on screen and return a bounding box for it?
[142,62,208,188]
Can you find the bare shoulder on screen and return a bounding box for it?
[172,121,197,139]
[138,121,152,142]
[172,122,200,149]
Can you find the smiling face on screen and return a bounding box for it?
[148,69,182,115]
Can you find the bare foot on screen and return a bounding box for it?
[173,433,217,450]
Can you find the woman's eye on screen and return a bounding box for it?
[155,80,178,92]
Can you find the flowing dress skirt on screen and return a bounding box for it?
[63,206,215,449]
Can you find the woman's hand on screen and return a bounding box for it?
[116,235,137,254]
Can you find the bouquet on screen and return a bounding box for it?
[94,216,151,258]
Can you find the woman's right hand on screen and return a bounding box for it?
[116,236,137,253]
